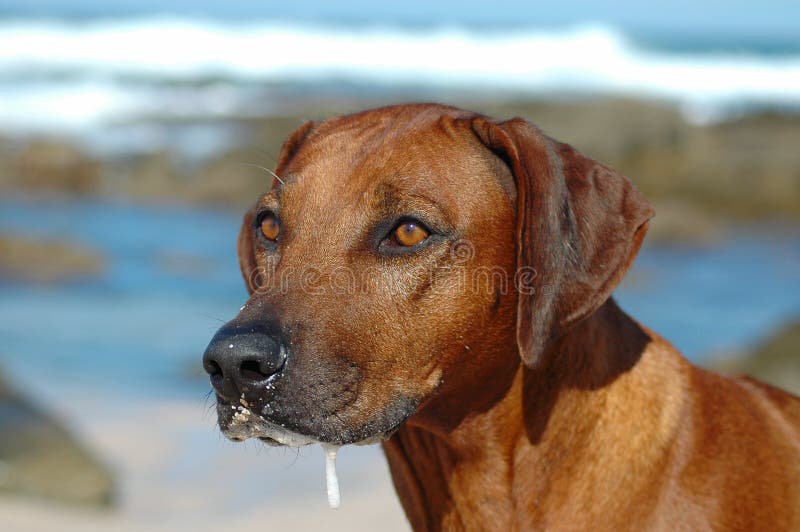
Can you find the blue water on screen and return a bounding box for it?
[0,198,246,400]
[1,0,798,44]
[0,197,798,404]
[0,1,799,135]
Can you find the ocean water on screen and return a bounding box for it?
[0,1,798,135]
[0,197,798,405]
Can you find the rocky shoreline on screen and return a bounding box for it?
[1,97,799,245]
[0,233,104,284]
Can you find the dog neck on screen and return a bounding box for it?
[382,298,687,531]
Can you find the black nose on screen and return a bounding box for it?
[202,321,287,401]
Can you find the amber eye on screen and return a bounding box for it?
[259,213,280,241]
[392,221,429,247]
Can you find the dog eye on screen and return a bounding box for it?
[391,221,430,247]
[259,213,280,241]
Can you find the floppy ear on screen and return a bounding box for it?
[237,120,316,294]
[471,116,654,368]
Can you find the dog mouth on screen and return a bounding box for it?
[214,392,416,509]
[217,399,318,446]
[215,396,411,447]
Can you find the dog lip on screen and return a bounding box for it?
[215,395,416,447]
[221,406,319,447]
[219,410,406,447]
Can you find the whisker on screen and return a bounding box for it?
[285,446,302,468]
[199,313,226,324]
[243,162,285,185]
[201,390,217,420]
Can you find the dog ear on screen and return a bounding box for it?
[237,120,316,294]
[471,116,654,368]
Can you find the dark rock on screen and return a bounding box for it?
[6,140,102,195]
[712,320,800,396]
[0,367,115,507]
[0,233,105,284]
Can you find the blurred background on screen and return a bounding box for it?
[0,1,798,530]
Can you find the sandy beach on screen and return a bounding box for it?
[0,394,409,531]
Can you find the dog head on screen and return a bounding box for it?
[202,104,653,445]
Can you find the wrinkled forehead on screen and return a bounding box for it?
[275,108,500,215]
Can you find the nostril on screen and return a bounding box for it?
[240,359,272,381]
[204,359,225,390]
[208,360,222,377]
[206,360,222,377]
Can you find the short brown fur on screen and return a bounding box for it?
[231,104,800,531]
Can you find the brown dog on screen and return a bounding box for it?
[203,103,800,531]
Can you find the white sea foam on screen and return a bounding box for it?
[0,18,798,130]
